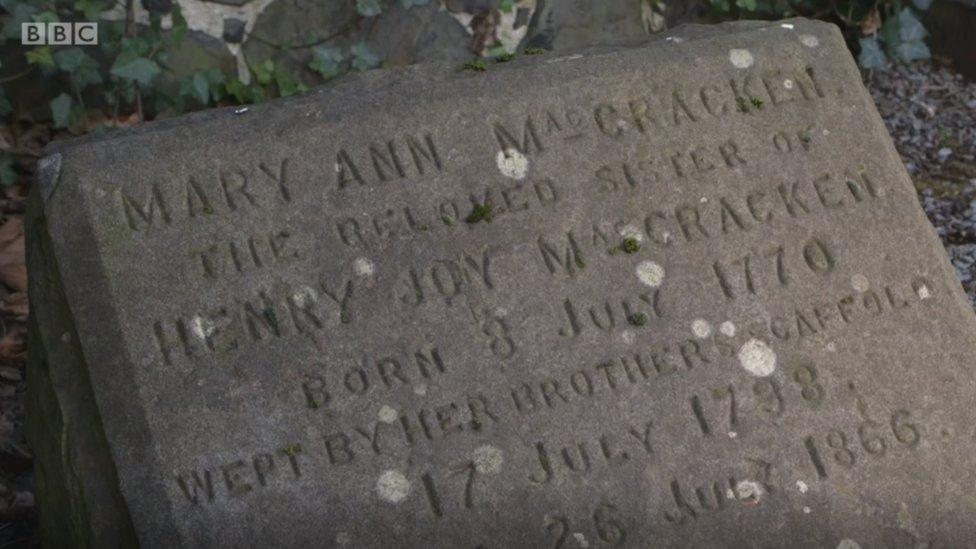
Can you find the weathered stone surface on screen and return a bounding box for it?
[28,18,976,548]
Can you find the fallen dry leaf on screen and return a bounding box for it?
[0,367,20,381]
[0,292,27,317]
[860,7,882,36]
[0,217,26,292]
[0,327,26,361]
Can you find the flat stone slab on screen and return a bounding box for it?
[28,18,976,548]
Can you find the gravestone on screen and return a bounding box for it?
[27,18,976,548]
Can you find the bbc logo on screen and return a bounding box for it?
[22,22,98,45]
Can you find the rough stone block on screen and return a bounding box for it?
[28,18,976,548]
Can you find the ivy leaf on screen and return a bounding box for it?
[25,47,55,68]
[308,45,344,78]
[226,78,264,104]
[0,154,15,187]
[350,42,380,71]
[182,72,210,104]
[54,48,102,90]
[857,36,888,70]
[356,0,383,16]
[2,2,38,40]
[252,59,275,85]
[171,3,187,45]
[74,0,107,21]
[895,40,930,61]
[204,69,226,102]
[880,14,901,50]
[400,0,429,6]
[274,68,306,97]
[0,88,10,117]
[499,0,515,12]
[50,93,73,128]
[897,8,927,43]
[110,56,161,87]
[31,10,58,24]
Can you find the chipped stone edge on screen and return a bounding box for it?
[36,152,62,205]
[25,185,140,547]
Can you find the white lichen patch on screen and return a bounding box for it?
[377,405,398,424]
[376,470,411,503]
[826,342,837,352]
[796,480,809,493]
[546,53,584,64]
[851,274,870,293]
[665,36,685,43]
[496,149,529,180]
[737,339,777,377]
[916,284,932,300]
[784,78,794,89]
[621,330,636,345]
[719,321,737,337]
[735,480,765,502]
[190,316,216,340]
[636,261,665,288]
[573,532,589,548]
[619,224,644,242]
[780,23,795,29]
[335,532,352,545]
[729,49,755,69]
[837,540,862,549]
[728,431,738,439]
[292,286,318,309]
[691,319,712,339]
[473,445,504,475]
[800,34,820,48]
[353,257,375,277]
[413,384,428,396]
[803,506,812,514]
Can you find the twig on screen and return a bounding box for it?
[124,0,144,122]
[0,67,34,85]
[246,19,359,51]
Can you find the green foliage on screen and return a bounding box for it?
[308,45,344,79]
[857,36,888,69]
[464,60,487,71]
[110,56,161,87]
[350,43,380,71]
[54,48,102,90]
[0,88,10,116]
[0,0,392,130]
[499,0,515,12]
[524,47,545,55]
[621,237,641,254]
[356,0,382,17]
[25,46,54,68]
[0,153,15,187]
[708,0,932,68]
[465,202,493,224]
[627,313,648,327]
[495,52,516,62]
[49,93,73,128]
